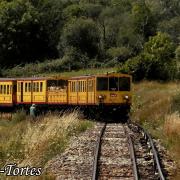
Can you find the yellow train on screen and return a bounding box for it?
[0,73,132,115]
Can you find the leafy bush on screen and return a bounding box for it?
[107,47,131,62]
[119,32,177,81]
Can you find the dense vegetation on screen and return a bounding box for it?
[0,0,180,80]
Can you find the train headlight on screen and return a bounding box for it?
[124,95,129,99]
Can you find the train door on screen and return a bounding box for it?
[87,79,95,104]
[23,81,32,103]
[77,80,87,105]
[68,80,78,104]
[12,82,17,104]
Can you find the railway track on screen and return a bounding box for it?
[92,122,165,180]
[93,123,134,180]
[48,120,166,180]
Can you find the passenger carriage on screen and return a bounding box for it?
[0,78,16,107]
[0,73,132,116]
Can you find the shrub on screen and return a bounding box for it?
[107,47,131,62]
[12,109,26,122]
[119,32,177,81]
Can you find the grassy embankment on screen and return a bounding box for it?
[0,110,94,179]
[131,81,180,179]
[1,58,116,77]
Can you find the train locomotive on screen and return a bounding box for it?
[0,73,132,116]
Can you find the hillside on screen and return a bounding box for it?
[0,0,179,80]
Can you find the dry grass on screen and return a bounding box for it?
[0,110,94,179]
[131,81,180,179]
[164,112,180,137]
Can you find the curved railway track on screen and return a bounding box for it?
[92,121,165,180]
[48,120,166,180]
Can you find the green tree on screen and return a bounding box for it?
[132,1,156,39]
[158,17,180,44]
[31,0,67,58]
[60,18,100,58]
[63,4,86,20]
[0,0,48,66]
[175,46,180,60]
[142,32,176,80]
[107,46,131,62]
[61,46,89,70]
[120,32,177,80]
[144,32,175,62]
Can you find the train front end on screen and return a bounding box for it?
[96,73,132,116]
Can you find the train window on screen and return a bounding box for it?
[72,82,74,92]
[97,77,108,91]
[73,82,75,92]
[79,81,81,92]
[25,83,28,92]
[47,80,57,91]
[7,85,9,94]
[0,85,2,94]
[84,81,86,92]
[109,77,118,91]
[28,83,31,92]
[70,82,72,92]
[82,81,84,92]
[71,82,74,92]
[119,77,130,91]
[75,82,78,92]
[88,80,93,92]
[33,82,36,92]
[82,81,83,92]
[40,82,43,92]
[37,82,39,92]
[4,85,6,94]
[2,85,4,94]
[18,83,20,92]
[10,85,12,94]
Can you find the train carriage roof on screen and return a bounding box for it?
[69,73,131,80]
[0,78,16,81]
[0,73,131,82]
[0,77,68,81]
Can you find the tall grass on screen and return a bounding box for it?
[131,81,180,179]
[0,110,93,179]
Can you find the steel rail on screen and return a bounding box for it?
[129,122,165,180]
[124,126,139,180]
[92,123,106,180]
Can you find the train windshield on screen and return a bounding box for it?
[119,77,130,91]
[109,77,118,91]
[97,76,130,91]
[97,77,108,91]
